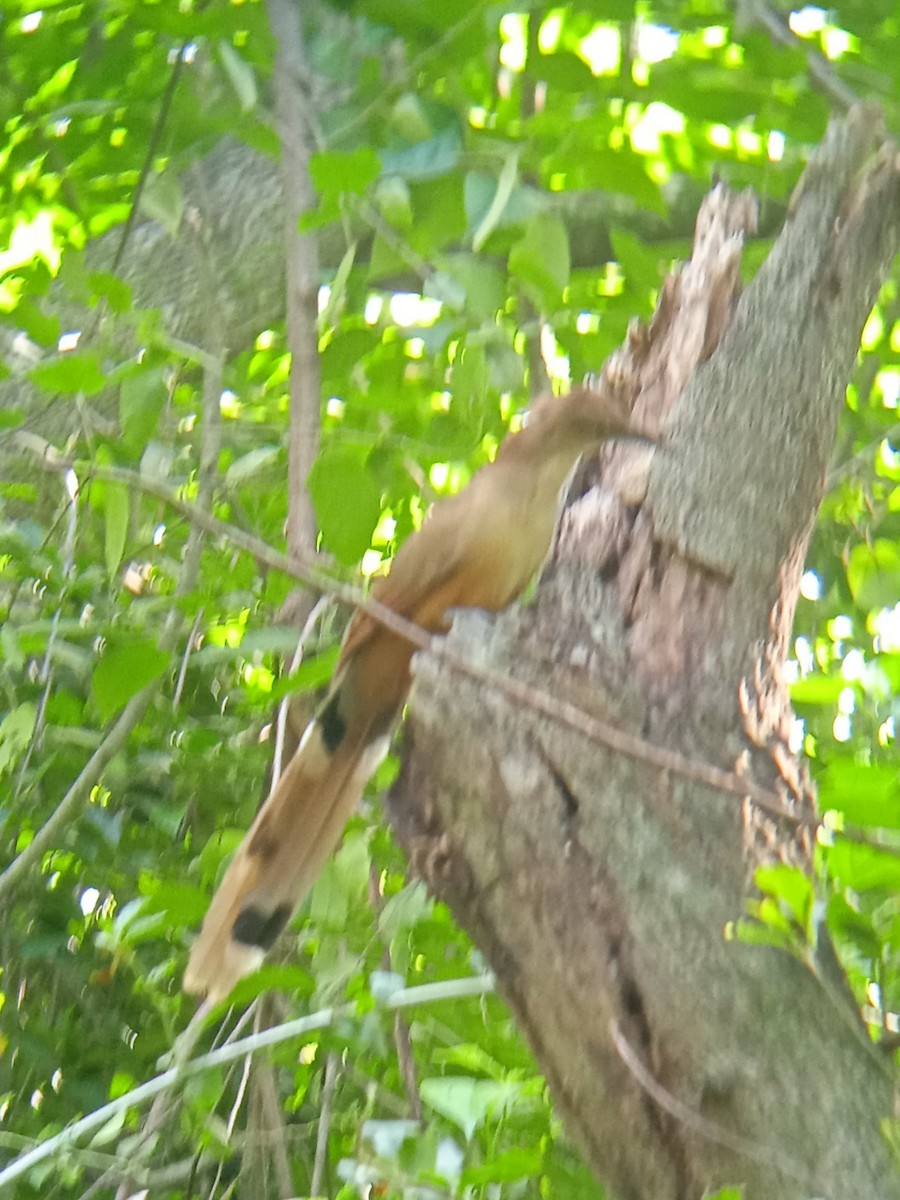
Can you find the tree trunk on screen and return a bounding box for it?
[388,106,900,1200]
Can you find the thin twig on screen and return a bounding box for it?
[741,1,859,113]
[369,868,423,1119]
[206,1043,254,1200]
[18,445,818,830]
[1,189,227,900]
[173,608,205,710]
[74,1154,197,1200]
[0,681,161,899]
[827,419,900,489]
[310,1052,340,1197]
[393,1015,423,1122]
[227,1048,254,1142]
[329,2,490,145]
[0,974,495,1192]
[254,1060,295,1198]
[609,1019,815,1187]
[115,231,227,1200]
[111,42,190,274]
[14,466,79,796]
[266,0,321,561]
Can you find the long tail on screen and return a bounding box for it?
[184,676,395,1003]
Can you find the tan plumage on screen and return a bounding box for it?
[184,386,650,1002]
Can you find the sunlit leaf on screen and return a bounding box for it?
[308,448,381,565]
[508,212,570,307]
[310,147,381,196]
[103,479,129,577]
[91,639,168,723]
[30,352,106,396]
[120,367,167,456]
[420,1077,523,1140]
[218,40,258,110]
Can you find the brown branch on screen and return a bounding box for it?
[738,0,860,113]
[609,1020,814,1188]
[266,0,321,564]
[369,867,424,1120]
[310,1052,340,1197]
[18,445,816,834]
[247,1058,295,1199]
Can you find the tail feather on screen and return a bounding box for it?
[184,711,391,1003]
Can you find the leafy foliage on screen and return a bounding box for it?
[0,0,898,1196]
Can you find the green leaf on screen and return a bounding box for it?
[451,342,488,408]
[846,540,900,611]
[140,881,209,925]
[310,147,381,197]
[119,367,167,456]
[373,175,413,229]
[432,1042,505,1078]
[442,254,506,321]
[103,479,129,577]
[508,212,570,307]
[461,1146,542,1186]
[308,448,382,565]
[577,147,665,212]
[611,230,665,295]
[268,646,341,700]
[309,834,370,927]
[13,300,61,347]
[226,963,315,1007]
[92,639,168,723]
[754,864,813,929]
[380,126,462,181]
[472,150,519,252]
[420,1077,522,1140]
[0,703,36,777]
[321,327,381,383]
[1,625,25,671]
[818,760,900,828]
[790,673,844,706]
[89,1107,127,1148]
[464,171,540,239]
[87,271,133,313]
[30,352,106,397]
[319,242,359,332]
[534,50,596,90]
[424,270,466,311]
[224,445,281,487]
[824,839,900,894]
[198,828,244,884]
[218,40,258,110]
[378,881,433,941]
[139,172,184,239]
[827,893,881,959]
[388,93,433,142]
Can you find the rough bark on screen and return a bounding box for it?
[388,106,900,1200]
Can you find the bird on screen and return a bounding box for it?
[184,384,652,1002]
